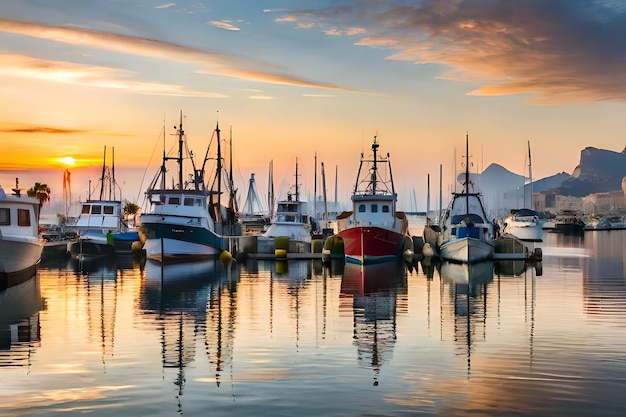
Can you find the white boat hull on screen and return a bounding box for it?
[439,237,494,264]
[503,223,543,242]
[0,237,44,278]
[263,222,312,243]
[143,237,221,263]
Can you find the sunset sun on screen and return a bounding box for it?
[59,156,76,166]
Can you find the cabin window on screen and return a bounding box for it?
[184,198,194,206]
[17,209,30,226]
[382,205,390,213]
[359,204,366,213]
[196,199,203,207]
[81,205,91,214]
[0,208,9,225]
[91,205,102,214]
[103,206,114,215]
[169,197,180,205]
[371,204,378,213]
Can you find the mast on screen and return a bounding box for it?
[99,145,106,200]
[465,132,470,214]
[177,111,184,190]
[427,173,430,218]
[161,118,166,192]
[439,164,443,225]
[294,157,299,202]
[268,160,274,218]
[225,125,238,218]
[528,140,533,209]
[371,135,379,195]
[216,122,222,213]
[334,165,338,204]
[321,162,328,224]
[111,146,116,200]
[314,153,318,224]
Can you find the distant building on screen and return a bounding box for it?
[582,191,626,214]
[534,191,583,213]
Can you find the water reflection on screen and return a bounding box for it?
[438,261,493,376]
[582,230,626,318]
[0,273,42,367]
[340,261,407,385]
[139,259,234,401]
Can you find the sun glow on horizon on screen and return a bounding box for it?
[59,156,76,166]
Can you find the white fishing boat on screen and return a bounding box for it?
[140,113,223,263]
[499,141,543,242]
[438,134,494,263]
[258,159,315,253]
[68,146,138,259]
[0,184,45,285]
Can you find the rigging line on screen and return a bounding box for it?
[136,121,167,205]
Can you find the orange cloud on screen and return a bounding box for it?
[273,0,626,104]
[0,17,364,93]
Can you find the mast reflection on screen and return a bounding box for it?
[438,260,493,377]
[140,259,233,400]
[340,261,408,385]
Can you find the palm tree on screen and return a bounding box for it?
[27,182,51,208]
[123,202,141,226]
[123,202,140,217]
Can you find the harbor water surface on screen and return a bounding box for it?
[2,216,626,416]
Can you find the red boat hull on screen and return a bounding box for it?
[336,226,406,265]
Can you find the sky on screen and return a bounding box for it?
[1,0,626,215]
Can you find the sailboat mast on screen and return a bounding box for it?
[427,173,431,218]
[528,140,533,209]
[321,162,328,223]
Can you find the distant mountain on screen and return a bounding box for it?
[478,163,571,218]
[556,147,626,196]
[452,146,626,218]
[480,163,524,191]
[532,172,572,193]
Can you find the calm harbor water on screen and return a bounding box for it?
[2,216,626,416]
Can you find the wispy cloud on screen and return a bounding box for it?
[0,125,89,134]
[0,17,364,93]
[0,53,227,97]
[273,0,626,104]
[155,3,176,9]
[208,20,241,31]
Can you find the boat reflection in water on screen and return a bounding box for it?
[340,261,408,385]
[0,273,42,367]
[140,258,234,399]
[438,260,494,376]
